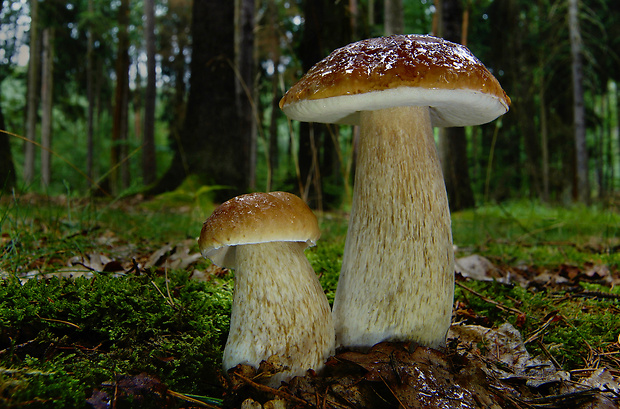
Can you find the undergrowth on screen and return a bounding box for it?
[0,272,231,408]
[1,193,618,407]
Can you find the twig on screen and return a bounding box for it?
[36,314,81,329]
[488,384,535,409]
[151,269,176,309]
[572,291,620,301]
[536,340,562,370]
[232,372,309,406]
[167,389,221,408]
[0,339,37,355]
[524,313,558,345]
[456,282,531,318]
[379,374,405,408]
[560,314,597,366]
[525,388,598,406]
[515,222,566,242]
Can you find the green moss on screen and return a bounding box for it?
[0,272,232,407]
[454,280,620,370]
[452,201,619,267]
[1,195,617,406]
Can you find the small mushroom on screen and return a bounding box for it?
[198,191,334,386]
[280,35,510,349]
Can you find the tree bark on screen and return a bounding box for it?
[0,3,16,190]
[268,56,280,190]
[0,96,16,190]
[150,0,253,202]
[142,0,157,186]
[568,0,589,203]
[24,0,39,184]
[298,0,325,207]
[384,0,404,35]
[436,0,476,210]
[235,0,256,190]
[538,0,549,202]
[266,0,281,191]
[297,0,350,209]
[86,0,95,182]
[40,28,54,188]
[111,0,130,194]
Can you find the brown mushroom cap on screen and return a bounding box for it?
[280,34,510,127]
[198,191,320,267]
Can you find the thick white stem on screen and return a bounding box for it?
[333,105,454,349]
[223,241,334,386]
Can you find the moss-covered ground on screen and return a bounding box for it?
[1,192,618,407]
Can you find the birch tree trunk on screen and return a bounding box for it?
[568,0,589,203]
[40,28,54,188]
[24,0,39,184]
[142,0,157,186]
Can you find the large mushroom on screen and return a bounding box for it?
[280,35,510,349]
[198,191,334,386]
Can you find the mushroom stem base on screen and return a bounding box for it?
[224,241,335,386]
[333,105,454,349]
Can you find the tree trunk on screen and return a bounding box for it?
[349,0,358,38]
[568,0,589,203]
[436,0,476,210]
[298,0,350,209]
[142,0,157,186]
[384,0,403,35]
[24,0,39,184]
[235,0,256,190]
[298,0,326,207]
[149,0,253,202]
[0,96,16,190]
[268,57,280,190]
[0,2,16,190]
[111,0,130,194]
[266,0,281,191]
[86,0,95,182]
[40,28,54,188]
[538,0,549,202]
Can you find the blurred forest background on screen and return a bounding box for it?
[0,0,618,211]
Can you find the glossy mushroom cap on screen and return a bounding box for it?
[198,191,320,267]
[280,34,510,127]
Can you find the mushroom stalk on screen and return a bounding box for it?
[224,241,334,386]
[332,105,454,349]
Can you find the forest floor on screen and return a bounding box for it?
[0,191,619,408]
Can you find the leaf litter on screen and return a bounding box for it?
[1,195,618,407]
[3,243,619,407]
[224,323,618,408]
[222,254,619,409]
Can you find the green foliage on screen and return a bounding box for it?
[140,175,221,221]
[1,193,618,405]
[454,280,620,370]
[452,200,619,267]
[0,272,231,407]
[307,214,349,304]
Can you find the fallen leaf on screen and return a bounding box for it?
[456,254,507,283]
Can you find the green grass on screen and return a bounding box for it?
[451,200,619,267]
[1,194,618,407]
